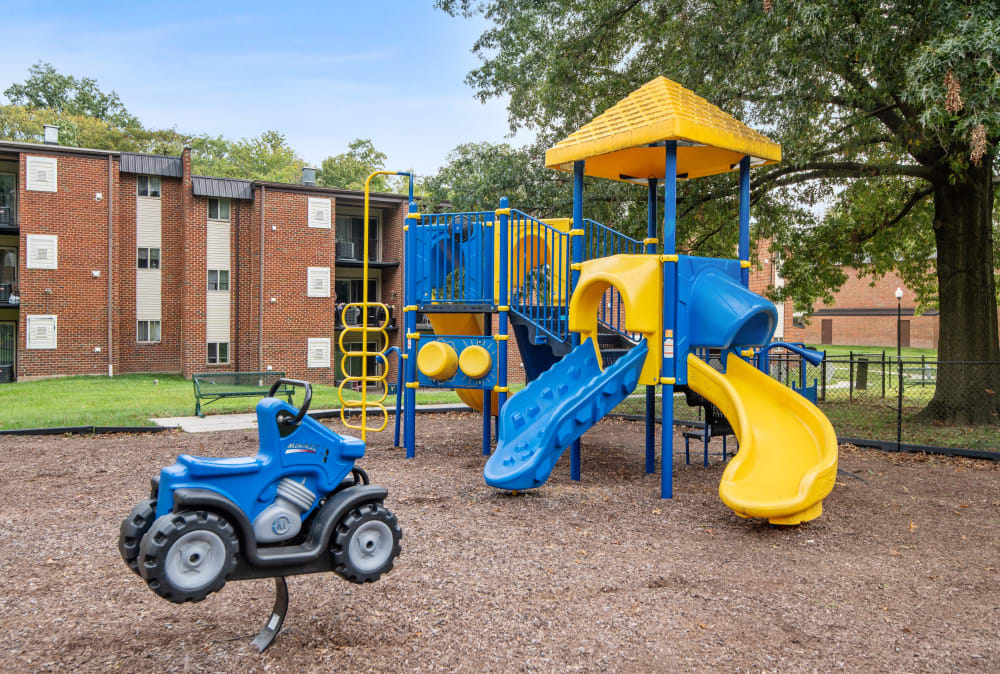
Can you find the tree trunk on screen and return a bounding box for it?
[917,159,1000,425]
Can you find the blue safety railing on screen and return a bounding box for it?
[509,209,572,344]
[417,211,495,305]
[583,218,643,260]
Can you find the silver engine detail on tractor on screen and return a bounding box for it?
[252,478,317,543]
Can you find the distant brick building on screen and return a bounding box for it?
[0,131,420,384]
[747,248,944,350]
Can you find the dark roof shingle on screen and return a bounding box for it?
[192,176,253,200]
[119,152,183,177]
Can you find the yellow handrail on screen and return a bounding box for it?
[336,170,399,440]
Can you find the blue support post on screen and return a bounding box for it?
[404,201,418,458]
[570,162,584,482]
[497,197,510,426]
[661,142,678,499]
[739,155,751,288]
[391,347,402,447]
[645,178,658,474]
[483,310,492,455]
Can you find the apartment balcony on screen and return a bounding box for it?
[0,283,19,309]
[334,303,397,331]
[0,206,16,234]
[334,241,399,269]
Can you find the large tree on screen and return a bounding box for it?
[439,0,1000,424]
[4,61,138,128]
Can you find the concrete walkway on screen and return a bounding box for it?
[152,403,471,433]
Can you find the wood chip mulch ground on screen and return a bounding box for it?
[0,413,997,672]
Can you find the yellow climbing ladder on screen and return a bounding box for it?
[337,171,398,440]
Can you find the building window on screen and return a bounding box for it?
[137,320,161,343]
[208,198,231,221]
[137,175,161,198]
[138,247,161,269]
[792,312,805,329]
[334,278,377,305]
[208,269,230,291]
[335,213,380,260]
[0,171,17,225]
[207,342,229,364]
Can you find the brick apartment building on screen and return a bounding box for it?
[748,247,961,351]
[0,128,420,384]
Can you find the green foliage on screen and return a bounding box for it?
[318,138,391,191]
[189,131,305,183]
[3,61,138,128]
[436,0,1000,314]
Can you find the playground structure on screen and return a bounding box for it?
[345,77,838,525]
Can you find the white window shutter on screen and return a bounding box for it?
[26,156,57,192]
[26,235,58,269]
[307,338,331,368]
[26,315,57,349]
[308,198,331,229]
[307,267,330,297]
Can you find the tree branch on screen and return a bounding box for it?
[755,160,934,187]
[849,186,934,244]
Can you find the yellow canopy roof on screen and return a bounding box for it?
[545,76,781,183]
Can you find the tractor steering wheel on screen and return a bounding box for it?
[268,378,312,425]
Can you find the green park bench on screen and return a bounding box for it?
[192,371,295,417]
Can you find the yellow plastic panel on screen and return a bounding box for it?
[545,76,781,182]
[459,345,492,379]
[567,254,662,385]
[687,352,838,524]
[417,341,459,381]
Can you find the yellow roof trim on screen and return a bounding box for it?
[545,76,781,182]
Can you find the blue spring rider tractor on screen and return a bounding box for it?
[119,379,402,650]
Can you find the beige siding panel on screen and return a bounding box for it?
[136,269,161,320]
[206,221,230,270]
[206,292,231,341]
[136,196,162,247]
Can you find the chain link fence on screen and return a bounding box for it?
[784,351,1000,451]
[612,348,1000,452]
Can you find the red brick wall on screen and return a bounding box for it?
[254,187,338,384]
[115,173,184,373]
[180,149,208,378]
[16,152,115,378]
[780,267,941,349]
[231,199,256,372]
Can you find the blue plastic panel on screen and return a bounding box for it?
[416,335,498,390]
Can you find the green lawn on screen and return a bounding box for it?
[0,374,473,431]
[610,387,999,451]
[807,344,937,359]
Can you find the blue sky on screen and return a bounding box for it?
[0,1,530,176]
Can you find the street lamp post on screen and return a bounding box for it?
[895,287,903,358]
[895,287,903,450]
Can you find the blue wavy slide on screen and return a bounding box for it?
[484,337,648,490]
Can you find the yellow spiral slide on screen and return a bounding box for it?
[687,352,838,524]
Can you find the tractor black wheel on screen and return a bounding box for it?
[119,498,157,576]
[331,502,402,584]
[138,510,239,603]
